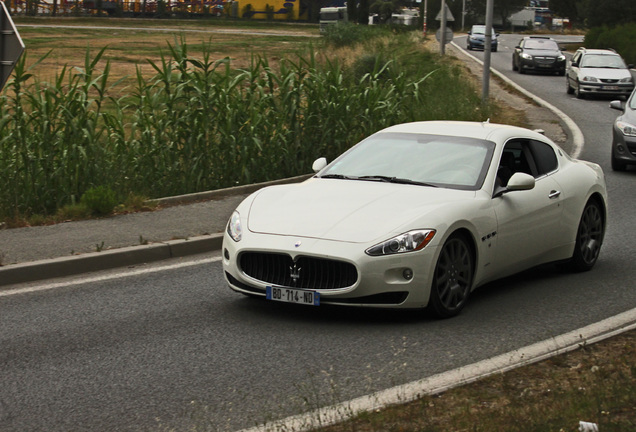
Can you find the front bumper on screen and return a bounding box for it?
[612,126,636,165]
[221,231,439,309]
[579,82,634,97]
[468,38,497,50]
[519,57,566,73]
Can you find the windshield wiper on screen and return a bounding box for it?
[320,174,357,180]
[358,175,437,187]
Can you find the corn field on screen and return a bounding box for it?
[0,34,489,219]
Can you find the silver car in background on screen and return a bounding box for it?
[566,48,634,99]
[609,89,636,171]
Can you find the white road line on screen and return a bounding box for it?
[237,307,636,432]
[0,256,222,297]
[450,40,585,159]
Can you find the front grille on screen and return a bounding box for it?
[239,252,358,290]
[535,57,555,64]
[600,79,618,84]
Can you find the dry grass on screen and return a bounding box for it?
[16,18,318,85]
[316,329,636,432]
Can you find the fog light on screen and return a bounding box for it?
[403,268,413,280]
[224,249,230,260]
[617,144,625,154]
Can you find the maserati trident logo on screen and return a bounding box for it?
[289,263,302,285]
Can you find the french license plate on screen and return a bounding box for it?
[602,85,619,91]
[266,286,320,306]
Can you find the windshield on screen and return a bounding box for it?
[319,132,495,190]
[524,39,559,50]
[471,25,495,35]
[581,54,627,69]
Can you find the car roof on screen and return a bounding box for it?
[377,121,549,143]
[579,48,619,56]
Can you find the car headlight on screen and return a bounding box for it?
[582,76,598,82]
[558,55,566,61]
[616,121,636,137]
[227,211,242,242]
[521,53,533,60]
[365,230,436,256]
[619,77,633,83]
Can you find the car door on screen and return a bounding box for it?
[568,50,582,89]
[491,139,564,274]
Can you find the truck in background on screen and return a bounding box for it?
[319,6,347,33]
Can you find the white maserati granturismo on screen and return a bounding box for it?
[222,121,607,318]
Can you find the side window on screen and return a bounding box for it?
[528,140,558,176]
[496,140,534,187]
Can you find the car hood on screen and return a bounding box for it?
[526,49,561,57]
[580,67,632,80]
[247,178,473,243]
[470,33,496,41]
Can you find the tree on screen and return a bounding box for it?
[585,0,636,28]
[548,0,584,26]
[348,0,358,24]
[467,0,526,29]
[357,0,370,24]
[370,0,399,23]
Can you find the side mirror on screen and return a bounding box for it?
[507,172,535,191]
[467,30,472,35]
[312,157,327,173]
[494,172,535,198]
[609,100,625,111]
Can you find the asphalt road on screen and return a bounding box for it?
[1,34,636,432]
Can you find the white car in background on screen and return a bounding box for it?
[222,121,608,318]
[566,48,635,99]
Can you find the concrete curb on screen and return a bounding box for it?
[237,307,636,432]
[0,234,223,287]
[0,174,312,288]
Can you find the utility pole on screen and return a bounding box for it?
[440,0,447,55]
[482,0,494,104]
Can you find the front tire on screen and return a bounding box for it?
[575,81,585,99]
[568,199,604,272]
[428,233,474,318]
[611,148,627,171]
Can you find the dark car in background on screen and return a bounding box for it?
[512,36,566,75]
[466,25,498,52]
[610,89,636,171]
[566,48,634,100]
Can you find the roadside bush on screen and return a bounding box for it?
[584,24,636,65]
[322,23,389,47]
[0,32,491,221]
[80,186,118,215]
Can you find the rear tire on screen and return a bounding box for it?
[568,199,604,272]
[427,233,474,318]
